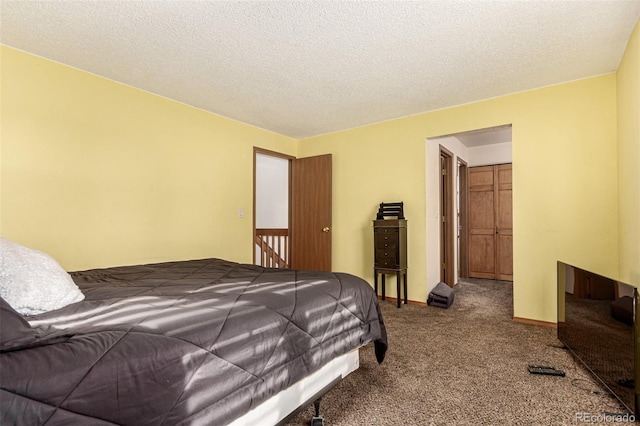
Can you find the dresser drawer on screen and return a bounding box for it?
[375,232,398,246]
[375,258,398,268]
[374,227,399,235]
[375,248,397,261]
[375,238,397,249]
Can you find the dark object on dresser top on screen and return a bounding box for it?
[376,201,405,220]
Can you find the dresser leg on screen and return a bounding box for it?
[381,275,386,300]
[374,272,378,296]
[396,271,401,308]
[404,271,408,305]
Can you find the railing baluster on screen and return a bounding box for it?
[255,228,289,269]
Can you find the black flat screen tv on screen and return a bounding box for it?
[557,261,638,417]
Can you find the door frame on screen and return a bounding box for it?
[253,147,294,265]
[253,148,333,271]
[439,146,455,287]
[457,158,469,280]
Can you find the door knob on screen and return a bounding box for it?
[322,227,331,233]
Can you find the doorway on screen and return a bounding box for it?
[426,124,513,295]
[254,148,292,268]
[253,148,333,271]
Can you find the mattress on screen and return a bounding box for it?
[0,258,387,425]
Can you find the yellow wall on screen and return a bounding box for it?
[0,46,296,270]
[0,43,626,323]
[299,74,619,323]
[617,19,640,285]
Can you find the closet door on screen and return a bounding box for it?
[495,164,513,281]
[469,166,496,279]
[468,164,513,281]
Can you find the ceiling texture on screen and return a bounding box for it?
[1,1,639,139]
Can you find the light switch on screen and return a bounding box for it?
[238,208,244,218]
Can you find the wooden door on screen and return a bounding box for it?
[469,166,496,279]
[440,147,454,286]
[290,154,332,271]
[495,164,513,280]
[468,164,512,281]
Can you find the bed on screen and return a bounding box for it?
[0,254,387,426]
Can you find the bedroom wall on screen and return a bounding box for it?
[0,45,625,324]
[297,74,618,323]
[0,46,297,271]
[617,19,640,286]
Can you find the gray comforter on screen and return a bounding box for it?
[0,258,387,425]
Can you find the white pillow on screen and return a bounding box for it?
[0,238,84,315]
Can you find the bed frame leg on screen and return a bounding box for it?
[310,398,325,426]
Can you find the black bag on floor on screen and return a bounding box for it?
[427,282,454,308]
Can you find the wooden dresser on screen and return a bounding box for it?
[373,218,407,308]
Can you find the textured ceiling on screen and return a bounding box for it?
[1,1,639,139]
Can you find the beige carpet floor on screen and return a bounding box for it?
[286,278,631,425]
